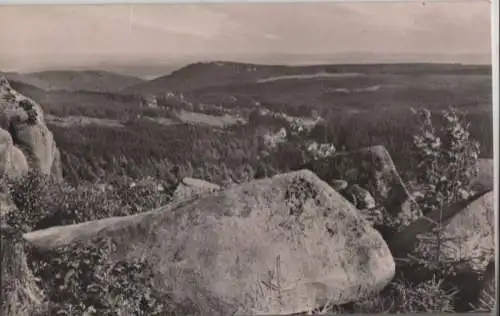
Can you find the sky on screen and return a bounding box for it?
[0,1,493,76]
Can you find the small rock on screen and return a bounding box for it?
[171,177,221,203]
[344,184,376,209]
[471,159,493,192]
[330,179,348,192]
[301,145,422,232]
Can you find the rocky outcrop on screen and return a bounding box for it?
[24,170,395,315]
[0,73,62,182]
[301,145,422,231]
[0,128,29,179]
[390,190,494,272]
[170,177,221,203]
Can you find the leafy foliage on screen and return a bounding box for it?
[382,275,458,313]
[3,170,54,233]
[412,107,480,214]
[2,172,176,316]
[47,105,492,188]
[409,107,482,272]
[3,171,173,231]
[29,240,172,316]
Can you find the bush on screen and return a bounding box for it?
[4,172,173,230]
[1,171,176,315]
[110,176,172,214]
[3,170,55,233]
[384,275,458,313]
[410,107,481,268]
[322,275,458,314]
[411,107,480,214]
[389,107,490,313]
[28,239,172,315]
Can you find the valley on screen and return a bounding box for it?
[1,61,495,316]
[5,62,493,185]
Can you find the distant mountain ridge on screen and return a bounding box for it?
[5,70,144,93]
[123,61,491,95]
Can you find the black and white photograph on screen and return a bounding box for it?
[0,1,497,315]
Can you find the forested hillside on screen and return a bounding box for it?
[7,62,494,187]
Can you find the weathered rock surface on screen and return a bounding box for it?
[471,158,493,193]
[302,145,422,231]
[24,170,395,315]
[0,128,29,179]
[390,190,494,272]
[171,177,221,203]
[344,184,376,210]
[0,73,62,182]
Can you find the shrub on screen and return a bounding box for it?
[411,107,480,215]
[305,141,336,161]
[410,107,481,268]
[4,171,174,230]
[383,275,458,313]
[2,171,175,315]
[28,239,172,315]
[3,170,49,231]
[322,275,458,314]
[110,176,172,214]
[398,107,489,313]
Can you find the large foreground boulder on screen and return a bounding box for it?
[301,145,422,231]
[390,190,494,272]
[170,177,221,203]
[0,73,62,182]
[23,170,395,315]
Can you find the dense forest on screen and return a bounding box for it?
[49,106,493,186]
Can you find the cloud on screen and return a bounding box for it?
[0,2,491,72]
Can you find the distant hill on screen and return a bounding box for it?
[7,79,145,120]
[7,80,47,101]
[123,61,491,95]
[5,70,144,93]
